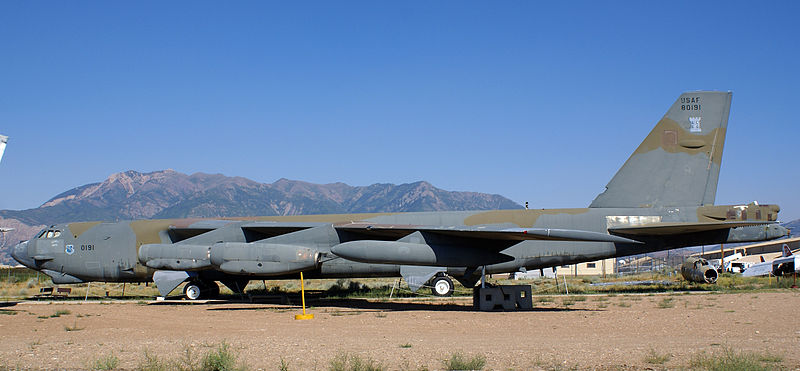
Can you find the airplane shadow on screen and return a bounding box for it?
[204,298,597,313]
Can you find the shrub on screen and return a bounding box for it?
[329,352,383,371]
[90,353,120,370]
[442,352,485,371]
[690,347,781,371]
[201,342,243,371]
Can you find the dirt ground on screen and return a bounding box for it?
[0,291,798,370]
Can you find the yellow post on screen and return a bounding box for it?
[294,272,314,320]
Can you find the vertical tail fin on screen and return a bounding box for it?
[782,244,792,257]
[590,91,731,208]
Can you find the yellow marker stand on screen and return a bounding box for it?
[295,271,314,320]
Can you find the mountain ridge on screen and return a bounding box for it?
[0,170,521,263]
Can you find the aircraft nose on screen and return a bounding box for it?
[11,240,33,268]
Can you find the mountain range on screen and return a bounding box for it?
[0,170,521,263]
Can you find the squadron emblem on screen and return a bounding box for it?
[689,117,702,133]
[65,244,74,255]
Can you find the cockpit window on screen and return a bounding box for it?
[40,230,62,239]
[36,229,47,238]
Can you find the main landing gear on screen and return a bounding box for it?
[430,275,454,297]
[183,280,220,300]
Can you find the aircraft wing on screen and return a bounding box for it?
[741,261,774,277]
[333,222,641,244]
[328,223,640,268]
[169,221,641,245]
[146,221,641,272]
[608,221,775,236]
[167,221,325,242]
[742,254,799,277]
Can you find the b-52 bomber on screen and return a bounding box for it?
[12,91,789,299]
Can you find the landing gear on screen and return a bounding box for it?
[183,280,220,300]
[184,282,202,300]
[430,275,454,297]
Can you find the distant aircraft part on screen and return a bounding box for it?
[742,244,799,277]
[0,228,14,249]
[0,135,7,163]
[681,257,719,284]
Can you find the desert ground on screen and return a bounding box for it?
[0,290,798,370]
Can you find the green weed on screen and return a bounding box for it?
[50,309,71,318]
[657,298,675,309]
[329,352,383,371]
[138,349,169,371]
[201,342,244,371]
[90,353,119,370]
[690,347,782,371]
[442,352,485,371]
[643,348,671,364]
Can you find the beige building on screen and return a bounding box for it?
[558,258,616,277]
[691,237,800,260]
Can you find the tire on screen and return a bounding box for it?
[430,276,454,297]
[184,282,203,300]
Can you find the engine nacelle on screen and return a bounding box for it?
[209,242,319,275]
[138,244,213,270]
[680,257,718,284]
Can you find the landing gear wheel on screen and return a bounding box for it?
[184,282,203,300]
[431,276,454,297]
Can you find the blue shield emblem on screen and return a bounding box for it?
[65,244,74,255]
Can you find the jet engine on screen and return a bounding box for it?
[139,242,320,276]
[138,244,212,270]
[209,242,319,275]
[680,257,718,284]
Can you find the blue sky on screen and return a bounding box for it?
[1,1,798,221]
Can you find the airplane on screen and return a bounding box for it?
[741,244,798,277]
[11,91,789,300]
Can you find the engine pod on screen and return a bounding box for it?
[210,242,319,275]
[138,244,212,270]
